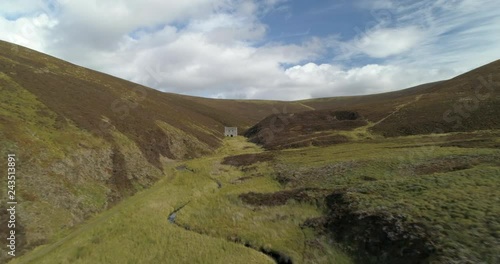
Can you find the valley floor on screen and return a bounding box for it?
[10,137,351,264]
[10,131,500,263]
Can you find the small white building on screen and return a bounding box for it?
[224,127,238,137]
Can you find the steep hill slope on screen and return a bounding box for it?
[0,40,311,259]
[371,60,500,136]
[300,81,444,120]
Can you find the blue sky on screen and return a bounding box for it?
[1,0,500,100]
[262,1,368,43]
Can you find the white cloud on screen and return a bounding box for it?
[351,0,500,70]
[0,0,499,100]
[283,63,455,99]
[186,13,267,44]
[0,13,57,51]
[356,0,395,10]
[121,31,322,97]
[350,26,426,58]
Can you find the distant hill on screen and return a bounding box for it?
[371,60,500,136]
[246,60,500,149]
[245,110,368,149]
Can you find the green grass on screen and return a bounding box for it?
[8,126,500,264]
[11,137,352,263]
[11,142,273,263]
[175,159,321,262]
[12,131,500,263]
[173,137,352,263]
[273,131,500,263]
[0,72,114,258]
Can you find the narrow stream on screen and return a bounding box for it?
[168,202,190,223]
[167,202,293,264]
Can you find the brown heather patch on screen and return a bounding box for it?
[324,190,437,264]
[371,61,500,137]
[245,110,365,150]
[239,188,330,207]
[221,152,275,167]
[404,154,496,176]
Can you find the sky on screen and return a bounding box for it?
[1,0,500,100]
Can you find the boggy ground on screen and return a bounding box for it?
[10,131,500,263]
[237,130,499,263]
[10,137,352,264]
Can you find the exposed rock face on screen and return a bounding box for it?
[324,191,436,264]
[0,130,164,261]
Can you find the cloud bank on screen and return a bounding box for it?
[1,0,500,100]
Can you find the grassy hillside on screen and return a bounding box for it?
[299,82,444,122]
[0,40,313,260]
[246,60,499,150]
[245,110,368,149]
[371,60,500,136]
[9,137,353,264]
